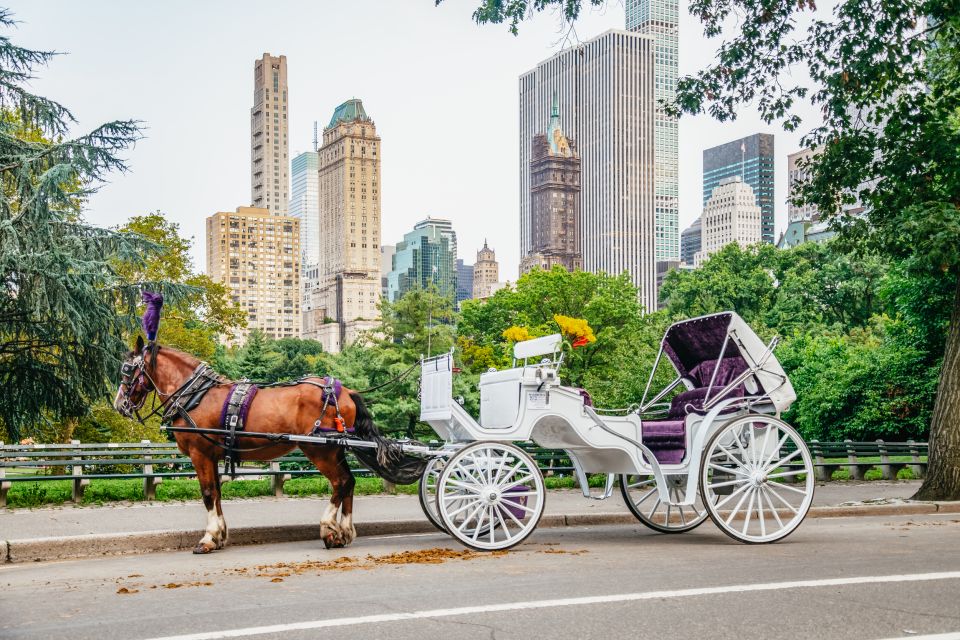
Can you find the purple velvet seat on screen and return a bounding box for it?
[641,419,686,464]
[668,356,749,419]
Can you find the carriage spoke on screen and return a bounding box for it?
[762,431,790,469]
[757,492,766,537]
[628,478,656,490]
[457,502,486,534]
[444,479,482,493]
[707,477,744,490]
[632,486,658,509]
[724,485,752,526]
[764,483,800,513]
[470,506,488,542]
[741,489,755,535]
[748,424,758,466]
[764,449,802,473]
[647,498,663,520]
[766,469,807,479]
[499,501,527,530]
[768,480,809,496]
[500,473,535,490]
[708,462,750,477]
[712,482,750,510]
[761,487,784,528]
[488,507,496,544]
[678,504,687,525]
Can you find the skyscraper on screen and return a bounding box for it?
[702,134,775,244]
[206,206,300,342]
[251,53,289,214]
[302,99,381,352]
[680,217,702,266]
[290,150,320,267]
[627,0,679,262]
[519,30,657,311]
[456,259,473,307]
[473,241,500,300]
[521,94,582,275]
[696,176,762,265]
[386,218,458,303]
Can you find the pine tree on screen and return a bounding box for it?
[0,10,176,440]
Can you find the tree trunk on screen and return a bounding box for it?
[913,277,960,500]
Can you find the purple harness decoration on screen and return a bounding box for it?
[141,291,164,342]
[219,382,259,474]
[313,376,355,434]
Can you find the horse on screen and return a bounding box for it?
[113,335,382,554]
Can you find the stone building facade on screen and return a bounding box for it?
[695,177,762,266]
[521,96,582,275]
[250,53,289,214]
[302,99,381,352]
[206,206,300,342]
[473,241,499,299]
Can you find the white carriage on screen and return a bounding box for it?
[418,311,815,551]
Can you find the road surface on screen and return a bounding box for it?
[2,512,959,640]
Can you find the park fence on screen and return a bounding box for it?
[0,438,928,507]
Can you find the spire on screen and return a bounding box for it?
[551,91,559,121]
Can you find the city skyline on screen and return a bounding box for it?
[6,1,827,279]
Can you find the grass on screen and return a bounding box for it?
[2,461,923,509]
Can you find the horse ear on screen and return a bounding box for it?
[135,335,145,353]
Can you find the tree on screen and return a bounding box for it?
[116,213,245,360]
[235,329,281,381]
[447,0,960,498]
[0,12,180,441]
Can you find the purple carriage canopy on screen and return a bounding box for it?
[656,311,796,413]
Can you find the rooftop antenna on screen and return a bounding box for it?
[312,121,318,152]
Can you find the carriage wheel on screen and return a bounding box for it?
[435,441,545,551]
[700,415,814,544]
[619,473,709,533]
[418,457,447,533]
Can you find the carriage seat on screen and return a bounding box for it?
[641,419,686,464]
[668,356,749,419]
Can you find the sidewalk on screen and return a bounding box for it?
[1,480,955,563]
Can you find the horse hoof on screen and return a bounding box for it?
[193,543,214,554]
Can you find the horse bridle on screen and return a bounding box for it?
[118,346,162,419]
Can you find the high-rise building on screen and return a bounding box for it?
[702,134,775,244]
[473,241,499,299]
[655,260,681,309]
[206,206,300,342]
[302,99,381,352]
[520,30,657,311]
[787,148,820,224]
[386,218,457,303]
[456,259,473,307]
[521,94,582,275]
[696,176,762,265]
[380,244,395,300]
[627,0,679,262]
[251,53,289,214]
[680,217,702,266]
[290,150,320,266]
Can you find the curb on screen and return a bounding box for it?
[4,501,958,564]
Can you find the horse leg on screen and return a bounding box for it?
[301,445,354,549]
[336,449,357,545]
[215,465,228,546]
[189,450,225,554]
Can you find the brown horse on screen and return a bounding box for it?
[113,335,375,554]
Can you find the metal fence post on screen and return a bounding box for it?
[70,440,88,503]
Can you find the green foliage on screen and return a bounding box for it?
[0,12,191,441]
[435,0,606,35]
[116,213,246,360]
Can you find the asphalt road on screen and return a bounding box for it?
[2,513,959,640]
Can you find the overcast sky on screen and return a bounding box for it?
[6,0,824,277]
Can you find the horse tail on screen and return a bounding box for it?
[348,391,379,441]
[347,391,427,485]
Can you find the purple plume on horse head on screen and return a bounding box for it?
[141,291,164,342]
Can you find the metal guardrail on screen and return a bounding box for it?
[0,438,928,507]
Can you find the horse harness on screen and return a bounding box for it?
[132,355,350,475]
